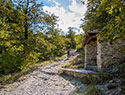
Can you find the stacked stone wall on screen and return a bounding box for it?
[97,39,125,70]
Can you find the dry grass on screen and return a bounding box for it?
[54,54,67,61]
[62,54,84,69]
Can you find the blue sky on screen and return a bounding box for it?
[39,0,87,33]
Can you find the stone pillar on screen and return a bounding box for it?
[97,41,102,70]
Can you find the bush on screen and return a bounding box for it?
[0,49,40,75]
[0,51,23,75]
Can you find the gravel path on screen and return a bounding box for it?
[0,58,86,95]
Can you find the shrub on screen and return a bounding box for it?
[0,51,23,75]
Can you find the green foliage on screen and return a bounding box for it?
[0,0,69,75]
[0,0,84,75]
[97,0,125,43]
[0,51,23,74]
[75,34,84,51]
[82,0,125,43]
[66,27,76,49]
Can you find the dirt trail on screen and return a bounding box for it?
[0,57,86,95]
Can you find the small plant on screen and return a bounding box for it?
[58,69,64,75]
[84,85,104,95]
[77,86,82,94]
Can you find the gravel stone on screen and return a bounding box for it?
[0,58,86,95]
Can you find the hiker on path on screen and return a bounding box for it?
[67,49,70,58]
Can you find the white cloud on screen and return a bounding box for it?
[43,0,87,33]
[69,0,86,16]
[53,0,61,6]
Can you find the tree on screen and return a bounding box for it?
[75,34,84,51]
[12,0,45,54]
[81,0,103,32]
[81,0,125,43]
[97,0,125,42]
[67,27,76,49]
[42,13,59,36]
[0,0,70,75]
[13,0,43,39]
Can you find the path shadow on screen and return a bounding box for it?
[40,70,58,75]
[59,73,86,95]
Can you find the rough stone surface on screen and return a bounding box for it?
[60,68,97,79]
[84,37,125,71]
[97,39,125,70]
[0,58,86,95]
[85,40,97,69]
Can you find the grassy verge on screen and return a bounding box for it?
[0,54,66,88]
[62,54,84,69]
